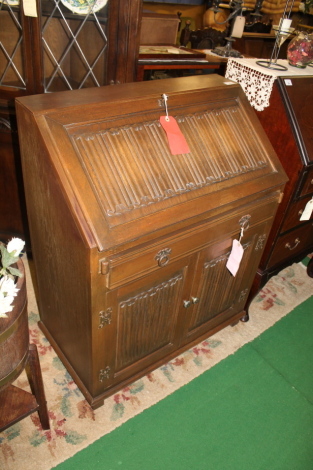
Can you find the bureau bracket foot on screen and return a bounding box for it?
[240,313,249,322]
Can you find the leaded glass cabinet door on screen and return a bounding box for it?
[0,1,25,91]
[36,0,141,92]
[39,0,109,92]
[0,0,34,243]
[1,0,141,95]
[0,0,34,96]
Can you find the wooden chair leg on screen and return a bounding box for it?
[25,344,50,430]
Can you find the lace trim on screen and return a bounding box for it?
[225,58,276,111]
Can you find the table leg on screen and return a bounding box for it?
[25,344,50,430]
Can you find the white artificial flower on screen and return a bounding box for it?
[0,276,19,317]
[0,300,13,318]
[6,237,25,257]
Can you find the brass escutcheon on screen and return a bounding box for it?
[155,248,172,267]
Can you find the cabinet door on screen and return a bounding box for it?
[181,220,272,344]
[1,0,142,93]
[97,254,196,391]
[0,2,35,96]
[34,0,110,92]
[31,0,142,92]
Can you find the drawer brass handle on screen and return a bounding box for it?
[183,300,191,308]
[191,297,199,304]
[285,238,300,250]
[155,248,172,267]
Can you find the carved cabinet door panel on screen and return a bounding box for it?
[181,219,272,344]
[98,253,197,390]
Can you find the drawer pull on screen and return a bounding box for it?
[191,297,199,304]
[239,214,251,230]
[183,300,191,308]
[155,248,172,267]
[285,238,300,250]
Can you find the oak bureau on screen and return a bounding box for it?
[16,75,287,408]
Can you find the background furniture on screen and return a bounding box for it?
[189,26,228,50]
[136,60,220,80]
[0,345,50,432]
[0,259,49,431]
[16,75,286,409]
[225,59,313,304]
[252,75,313,286]
[234,32,290,59]
[137,45,221,80]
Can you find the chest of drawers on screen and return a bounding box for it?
[16,75,286,408]
[248,75,313,307]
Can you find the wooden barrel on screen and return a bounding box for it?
[0,259,29,391]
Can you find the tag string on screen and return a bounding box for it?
[162,93,170,122]
[239,227,244,243]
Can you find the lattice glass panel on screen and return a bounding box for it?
[41,0,109,92]
[0,2,26,89]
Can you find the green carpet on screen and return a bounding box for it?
[54,296,313,470]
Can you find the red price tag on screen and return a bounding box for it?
[160,116,190,156]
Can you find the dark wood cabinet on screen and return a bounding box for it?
[0,0,143,243]
[234,33,290,60]
[16,75,287,408]
[247,75,313,303]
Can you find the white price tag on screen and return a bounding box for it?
[226,239,244,277]
[231,16,245,38]
[23,0,38,17]
[300,198,313,221]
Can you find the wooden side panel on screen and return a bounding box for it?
[15,104,95,391]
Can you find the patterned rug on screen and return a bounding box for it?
[1,257,313,470]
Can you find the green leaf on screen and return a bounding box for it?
[7,266,23,277]
[0,245,19,269]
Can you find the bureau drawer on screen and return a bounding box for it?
[299,167,313,198]
[281,195,313,233]
[268,222,313,267]
[104,195,280,289]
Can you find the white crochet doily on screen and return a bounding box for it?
[225,58,313,111]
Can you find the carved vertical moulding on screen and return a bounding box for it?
[115,273,184,372]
